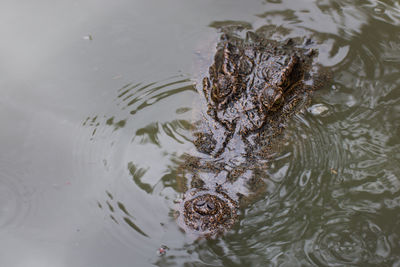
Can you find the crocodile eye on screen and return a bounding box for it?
[273,94,283,107]
[260,86,283,110]
[206,201,215,210]
[195,200,205,207]
[278,55,300,90]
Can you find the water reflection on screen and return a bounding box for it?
[128,162,151,194]
[155,1,400,266]
[1,0,398,265]
[81,76,196,252]
[76,0,400,266]
[98,190,149,237]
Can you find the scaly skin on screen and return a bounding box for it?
[177,31,328,238]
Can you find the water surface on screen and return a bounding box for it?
[0,0,399,266]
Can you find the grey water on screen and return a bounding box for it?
[0,0,399,266]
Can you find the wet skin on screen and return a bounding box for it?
[177,31,328,237]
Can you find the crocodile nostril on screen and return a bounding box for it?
[206,202,215,210]
[196,200,205,207]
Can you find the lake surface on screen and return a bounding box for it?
[1,0,399,266]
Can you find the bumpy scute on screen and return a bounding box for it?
[177,30,328,238]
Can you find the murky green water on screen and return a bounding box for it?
[1,0,399,266]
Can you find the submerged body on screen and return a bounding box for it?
[177,30,328,237]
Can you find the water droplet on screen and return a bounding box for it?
[308,104,329,115]
[373,7,385,14]
[83,34,93,41]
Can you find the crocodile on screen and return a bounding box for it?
[176,30,328,238]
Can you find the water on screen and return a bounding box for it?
[0,0,399,266]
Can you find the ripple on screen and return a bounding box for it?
[77,3,400,265]
[79,76,196,173]
[79,76,197,249]
[0,180,20,229]
[82,76,196,147]
[264,110,347,210]
[304,213,394,266]
[287,112,346,182]
[0,158,32,232]
[209,103,350,264]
